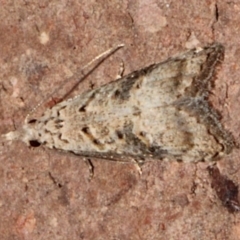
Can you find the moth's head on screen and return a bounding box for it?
[1,119,42,147]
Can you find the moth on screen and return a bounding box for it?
[2,43,236,163]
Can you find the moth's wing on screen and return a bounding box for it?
[38,43,234,162]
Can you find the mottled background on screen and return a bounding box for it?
[1,0,240,239]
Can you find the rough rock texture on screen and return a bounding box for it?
[0,1,240,239]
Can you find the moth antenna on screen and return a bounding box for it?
[24,44,125,124]
[80,44,124,73]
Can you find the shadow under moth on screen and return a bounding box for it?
[2,43,236,164]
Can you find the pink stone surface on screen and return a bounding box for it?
[1,1,240,239]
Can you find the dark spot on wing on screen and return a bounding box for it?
[29,140,41,147]
[58,133,69,143]
[82,127,90,134]
[93,139,101,145]
[28,119,37,124]
[79,105,86,112]
[116,130,124,139]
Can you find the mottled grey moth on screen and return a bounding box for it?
[2,43,236,163]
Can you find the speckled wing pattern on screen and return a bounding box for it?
[7,43,235,162]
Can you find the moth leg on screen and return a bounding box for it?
[132,158,145,175]
[83,158,94,180]
[116,60,125,79]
